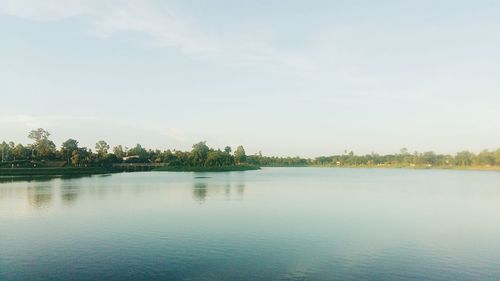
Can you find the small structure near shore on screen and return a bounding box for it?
[122,155,140,161]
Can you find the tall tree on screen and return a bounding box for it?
[234,145,247,164]
[95,140,110,156]
[455,151,474,166]
[0,141,8,162]
[62,139,79,151]
[28,128,56,159]
[12,144,28,161]
[61,139,79,165]
[477,149,495,166]
[113,145,125,158]
[128,144,148,160]
[191,141,209,166]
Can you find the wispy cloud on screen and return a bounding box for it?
[0,0,310,68]
[0,0,91,20]
[0,114,99,129]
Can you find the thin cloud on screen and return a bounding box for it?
[0,114,99,129]
[0,0,311,69]
[0,0,91,20]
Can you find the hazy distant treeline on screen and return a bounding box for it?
[248,148,500,168]
[1,128,499,169]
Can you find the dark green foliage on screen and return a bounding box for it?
[128,144,149,161]
[61,138,79,165]
[1,129,499,174]
[0,129,251,171]
[234,145,246,164]
[153,165,259,172]
[191,142,210,166]
[247,155,309,166]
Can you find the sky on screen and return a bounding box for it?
[0,0,499,157]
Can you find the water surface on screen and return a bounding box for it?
[1,168,500,280]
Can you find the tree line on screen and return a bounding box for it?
[1,128,499,168]
[0,128,247,168]
[248,148,500,168]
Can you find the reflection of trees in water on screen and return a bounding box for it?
[26,182,82,208]
[0,174,92,184]
[193,182,208,203]
[0,176,55,183]
[236,184,245,196]
[27,185,53,208]
[1,175,89,208]
[61,187,79,205]
[192,181,245,203]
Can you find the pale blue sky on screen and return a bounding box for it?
[1,0,499,157]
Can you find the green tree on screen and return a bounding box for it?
[191,141,209,166]
[28,128,56,159]
[128,144,148,161]
[455,151,474,166]
[61,139,79,165]
[234,145,247,164]
[206,149,223,166]
[224,147,235,165]
[113,145,125,158]
[477,149,495,166]
[62,139,79,151]
[70,148,92,166]
[95,140,110,156]
[12,144,29,160]
[422,151,437,165]
[0,141,8,162]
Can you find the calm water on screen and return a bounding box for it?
[1,168,500,281]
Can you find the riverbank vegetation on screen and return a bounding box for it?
[0,129,254,175]
[1,128,499,176]
[247,148,500,170]
[152,165,260,172]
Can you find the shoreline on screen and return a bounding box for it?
[0,167,121,176]
[152,165,260,172]
[0,165,261,176]
[261,165,500,172]
[0,164,498,177]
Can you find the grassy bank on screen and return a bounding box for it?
[0,167,121,176]
[421,165,500,171]
[153,165,260,172]
[0,165,260,176]
[2,164,495,177]
[304,164,500,171]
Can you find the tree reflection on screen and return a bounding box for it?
[61,187,79,205]
[0,176,55,183]
[27,185,53,208]
[236,184,245,196]
[192,181,246,203]
[192,182,208,203]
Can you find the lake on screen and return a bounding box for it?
[1,168,500,280]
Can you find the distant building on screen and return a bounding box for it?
[122,155,140,161]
